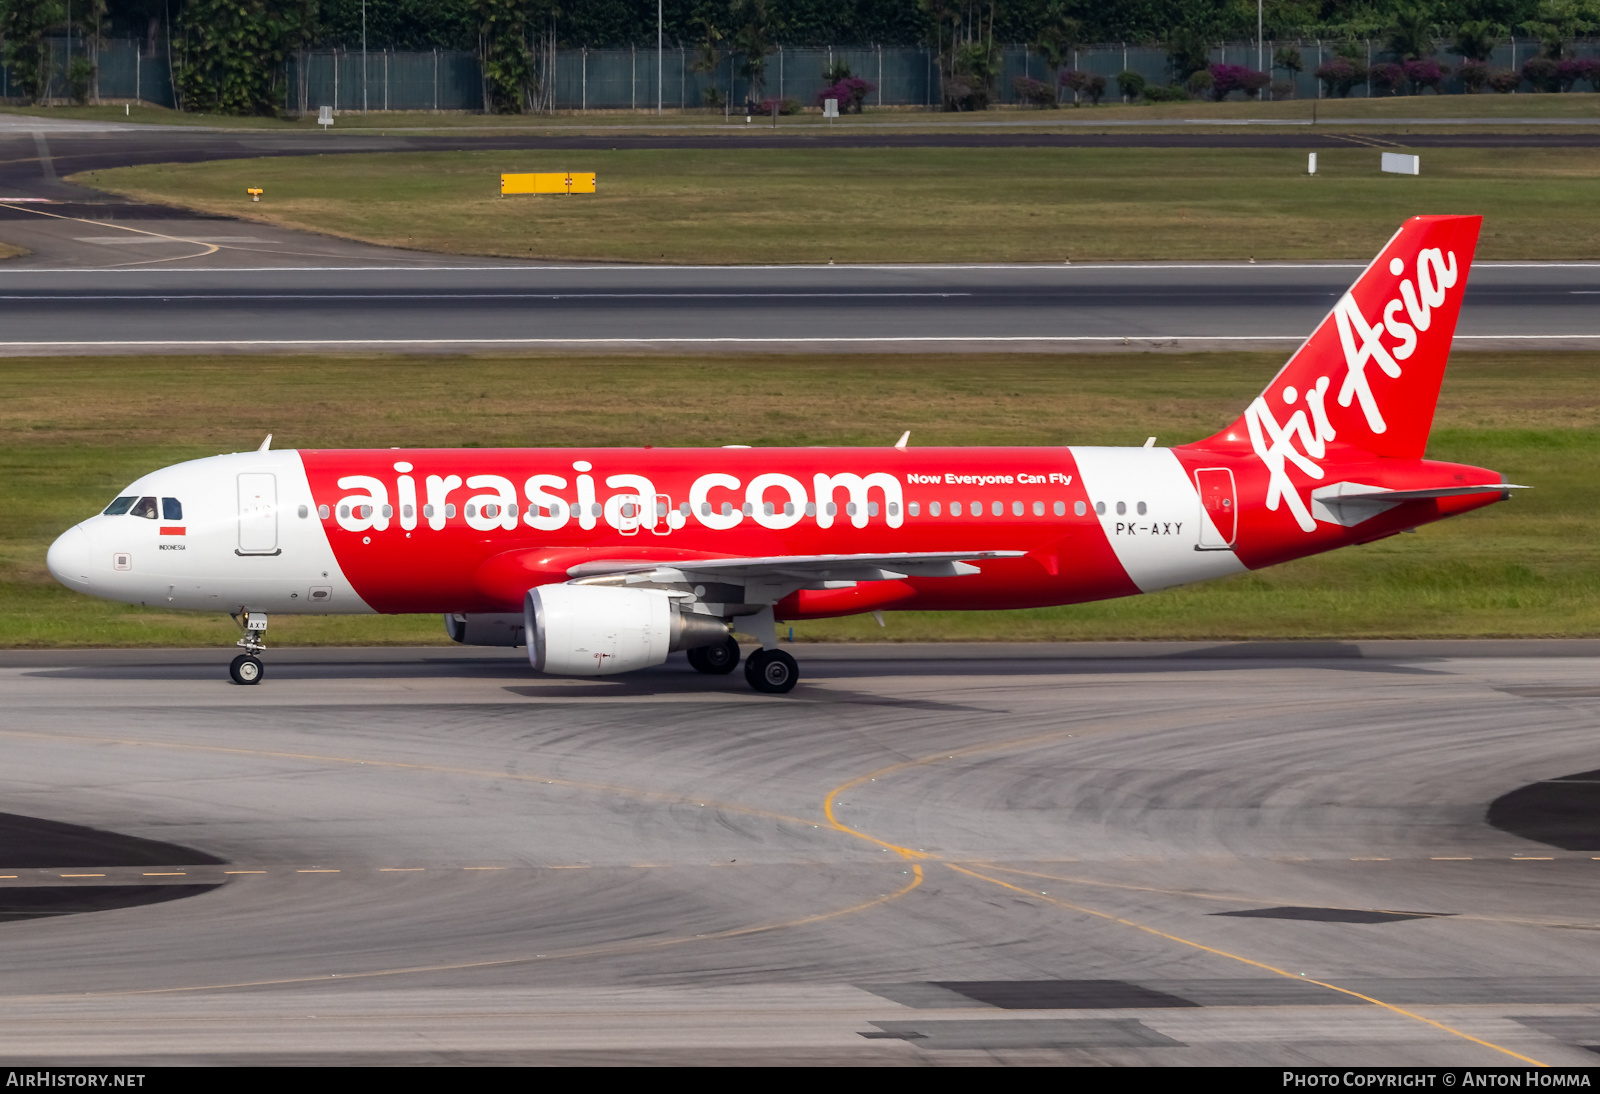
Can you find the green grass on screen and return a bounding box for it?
[11,91,1600,129]
[3,352,1596,647]
[79,145,1600,263]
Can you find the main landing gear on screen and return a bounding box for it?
[229,610,268,685]
[686,636,799,694]
[745,648,799,694]
[687,636,741,675]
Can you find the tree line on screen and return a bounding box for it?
[0,0,1594,113]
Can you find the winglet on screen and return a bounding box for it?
[893,430,910,449]
[257,434,272,452]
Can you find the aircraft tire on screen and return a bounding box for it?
[687,637,741,675]
[744,648,798,694]
[229,654,264,685]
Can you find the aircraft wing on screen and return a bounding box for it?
[566,550,1027,585]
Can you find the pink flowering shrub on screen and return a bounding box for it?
[815,77,874,113]
[1404,59,1447,93]
[1370,61,1405,94]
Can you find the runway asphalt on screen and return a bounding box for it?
[1,641,1598,1064]
[0,117,1593,354]
[0,257,1593,354]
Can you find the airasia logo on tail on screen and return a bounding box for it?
[1332,246,1459,436]
[1241,238,1465,533]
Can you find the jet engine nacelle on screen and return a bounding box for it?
[525,583,731,676]
[443,612,526,647]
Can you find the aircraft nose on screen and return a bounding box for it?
[47,525,93,588]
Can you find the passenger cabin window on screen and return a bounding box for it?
[103,496,136,515]
[130,496,159,519]
[162,498,182,521]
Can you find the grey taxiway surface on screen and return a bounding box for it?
[2,641,1599,1065]
[0,117,1597,353]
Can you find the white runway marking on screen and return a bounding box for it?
[0,333,1591,349]
[72,236,272,245]
[0,292,972,300]
[0,261,1591,275]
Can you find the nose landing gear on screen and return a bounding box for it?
[229,654,264,684]
[229,611,268,685]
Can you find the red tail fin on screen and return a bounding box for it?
[1202,215,1481,459]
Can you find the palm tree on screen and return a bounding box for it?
[730,0,773,107]
[1387,7,1435,61]
[1519,0,1599,60]
[1167,26,1211,83]
[1030,2,1080,84]
[1450,20,1500,62]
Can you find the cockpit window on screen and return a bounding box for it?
[102,496,136,516]
[129,496,159,519]
[162,498,183,521]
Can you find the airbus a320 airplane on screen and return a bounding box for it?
[48,215,1516,693]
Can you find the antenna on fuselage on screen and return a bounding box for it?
[893,431,910,449]
[257,434,272,452]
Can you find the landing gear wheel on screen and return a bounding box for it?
[229,654,264,685]
[744,648,798,694]
[688,637,741,675]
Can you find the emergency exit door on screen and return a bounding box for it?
[237,473,280,555]
[1194,468,1237,549]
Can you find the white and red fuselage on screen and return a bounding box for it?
[46,441,1500,618]
[46,216,1514,689]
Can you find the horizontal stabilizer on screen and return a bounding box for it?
[1324,483,1527,502]
[1311,481,1525,527]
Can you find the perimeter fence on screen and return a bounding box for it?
[4,37,1598,113]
